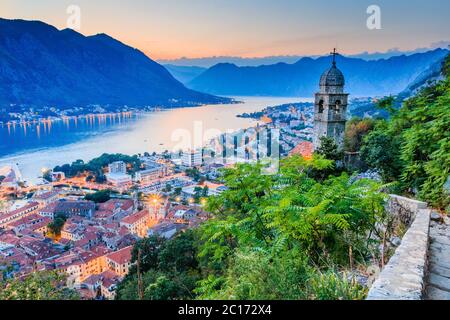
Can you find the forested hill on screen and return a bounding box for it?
[0,18,229,108]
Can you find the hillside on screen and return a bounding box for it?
[163,65,207,85]
[188,49,449,97]
[0,18,229,108]
[350,54,449,118]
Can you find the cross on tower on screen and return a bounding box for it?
[330,48,338,66]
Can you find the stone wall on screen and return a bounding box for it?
[366,195,430,300]
[387,195,428,227]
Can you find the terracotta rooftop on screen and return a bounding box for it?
[0,232,21,246]
[33,191,59,201]
[5,213,45,228]
[98,199,134,212]
[289,141,314,160]
[106,246,132,265]
[0,202,39,220]
[94,210,115,219]
[121,209,149,225]
[100,270,122,288]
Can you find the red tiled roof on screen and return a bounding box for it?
[118,226,129,237]
[34,191,59,201]
[106,246,132,265]
[98,199,134,212]
[82,274,102,286]
[94,210,114,219]
[100,270,122,288]
[289,141,314,160]
[6,213,44,228]
[121,209,149,225]
[29,218,52,231]
[0,202,39,220]
[0,232,21,246]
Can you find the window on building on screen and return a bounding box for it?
[335,100,341,113]
[318,100,324,113]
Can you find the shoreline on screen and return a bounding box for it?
[0,97,306,184]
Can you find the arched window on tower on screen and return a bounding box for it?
[318,100,324,113]
[335,100,341,114]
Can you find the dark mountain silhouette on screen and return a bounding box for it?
[0,18,229,108]
[188,49,449,97]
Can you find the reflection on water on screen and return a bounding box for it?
[0,97,307,182]
[0,112,136,156]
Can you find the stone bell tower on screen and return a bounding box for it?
[313,49,349,150]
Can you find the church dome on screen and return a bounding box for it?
[320,64,345,88]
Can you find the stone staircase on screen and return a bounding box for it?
[425,213,450,300]
[366,195,450,300]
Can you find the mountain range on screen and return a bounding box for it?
[158,42,450,68]
[187,49,449,97]
[0,18,228,108]
[348,55,449,118]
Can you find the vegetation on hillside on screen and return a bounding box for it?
[359,54,450,209]
[116,55,450,301]
[53,153,142,181]
[85,189,112,203]
[116,232,201,300]
[0,271,79,300]
[117,156,386,300]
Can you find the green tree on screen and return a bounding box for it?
[316,137,343,162]
[375,96,397,115]
[42,170,53,183]
[47,213,67,238]
[186,168,202,181]
[360,127,402,182]
[128,236,166,275]
[174,187,182,196]
[360,53,450,208]
[202,186,209,197]
[313,137,345,179]
[344,117,375,152]
[0,271,80,300]
[165,183,172,193]
[117,231,200,300]
[193,187,203,203]
[196,156,385,300]
[85,189,111,203]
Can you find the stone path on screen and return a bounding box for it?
[425,212,450,300]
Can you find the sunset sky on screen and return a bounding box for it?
[2,0,449,60]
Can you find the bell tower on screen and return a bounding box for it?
[313,49,349,150]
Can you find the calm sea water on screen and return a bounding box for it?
[0,97,308,183]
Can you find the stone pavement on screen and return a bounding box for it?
[425,212,450,300]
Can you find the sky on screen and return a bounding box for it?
[1,0,449,60]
